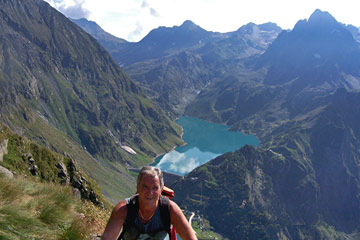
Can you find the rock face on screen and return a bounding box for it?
[67,159,101,206]
[0,139,8,162]
[56,162,69,185]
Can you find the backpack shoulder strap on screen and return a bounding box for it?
[118,195,139,240]
[159,196,172,239]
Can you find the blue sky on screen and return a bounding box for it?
[44,0,360,42]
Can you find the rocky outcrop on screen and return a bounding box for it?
[56,162,69,185]
[0,139,8,162]
[25,153,38,176]
[67,159,102,207]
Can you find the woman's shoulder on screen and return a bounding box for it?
[168,199,182,215]
[111,199,128,219]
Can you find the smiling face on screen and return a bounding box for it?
[137,173,162,208]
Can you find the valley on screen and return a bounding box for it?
[1,1,360,239]
[74,9,360,239]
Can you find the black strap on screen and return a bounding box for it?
[159,196,171,238]
[118,195,139,240]
[118,195,172,240]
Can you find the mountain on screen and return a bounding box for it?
[236,22,282,50]
[186,9,360,137]
[0,0,182,202]
[261,9,360,88]
[174,9,360,239]
[175,89,360,239]
[73,19,281,116]
[346,24,360,45]
[112,20,222,66]
[70,17,131,55]
[119,22,281,116]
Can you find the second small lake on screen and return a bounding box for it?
[154,116,259,175]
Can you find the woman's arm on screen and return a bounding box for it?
[101,200,127,240]
[169,200,198,240]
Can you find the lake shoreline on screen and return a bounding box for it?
[150,118,188,164]
[150,116,259,175]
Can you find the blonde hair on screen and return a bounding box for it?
[137,166,164,189]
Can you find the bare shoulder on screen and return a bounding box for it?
[113,199,127,215]
[101,199,128,240]
[169,200,198,240]
[169,199,181,213]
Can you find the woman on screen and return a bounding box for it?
[102,166,197,240]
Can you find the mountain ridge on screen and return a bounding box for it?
[0,0,182,202]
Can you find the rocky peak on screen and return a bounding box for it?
[261,9,360,87]
[140,19,211,45]
[308,9,338,26]
[179,20,201,31]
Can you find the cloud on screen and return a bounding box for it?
[169,157,199,174]
[150,8,160,17]
[127,21,144,42]
[141,0,160,17]
[141,0,150,8]
[156,149,201,175]
[45,0,91,19]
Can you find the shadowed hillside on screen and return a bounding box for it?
[0,0,182,202]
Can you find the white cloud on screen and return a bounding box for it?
[170,157,199,174]
[141,0,150,8]
[156,150,201,174]
[156,147,218,175]
[45,0,91,19]
[128,21,144,41]
[150,8,160,18]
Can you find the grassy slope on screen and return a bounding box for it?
[0,123,112,239]
[0,174,110,240]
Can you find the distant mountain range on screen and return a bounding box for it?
[186,9,360,138]
[74,18,282,116]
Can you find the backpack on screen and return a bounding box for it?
[118,186,177,240]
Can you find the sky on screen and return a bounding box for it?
[44,0,360,42]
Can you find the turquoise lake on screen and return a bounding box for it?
[153,116,259,175]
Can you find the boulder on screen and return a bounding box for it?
[56,162,68,180]
[29,164,38,175]
[28,157,35,165]
[71,177,82,188]
[0,166,13,178]
[72,188,81,200]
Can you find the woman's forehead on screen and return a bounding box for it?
[140,174,160,185]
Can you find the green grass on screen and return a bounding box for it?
[0,175,110,240]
